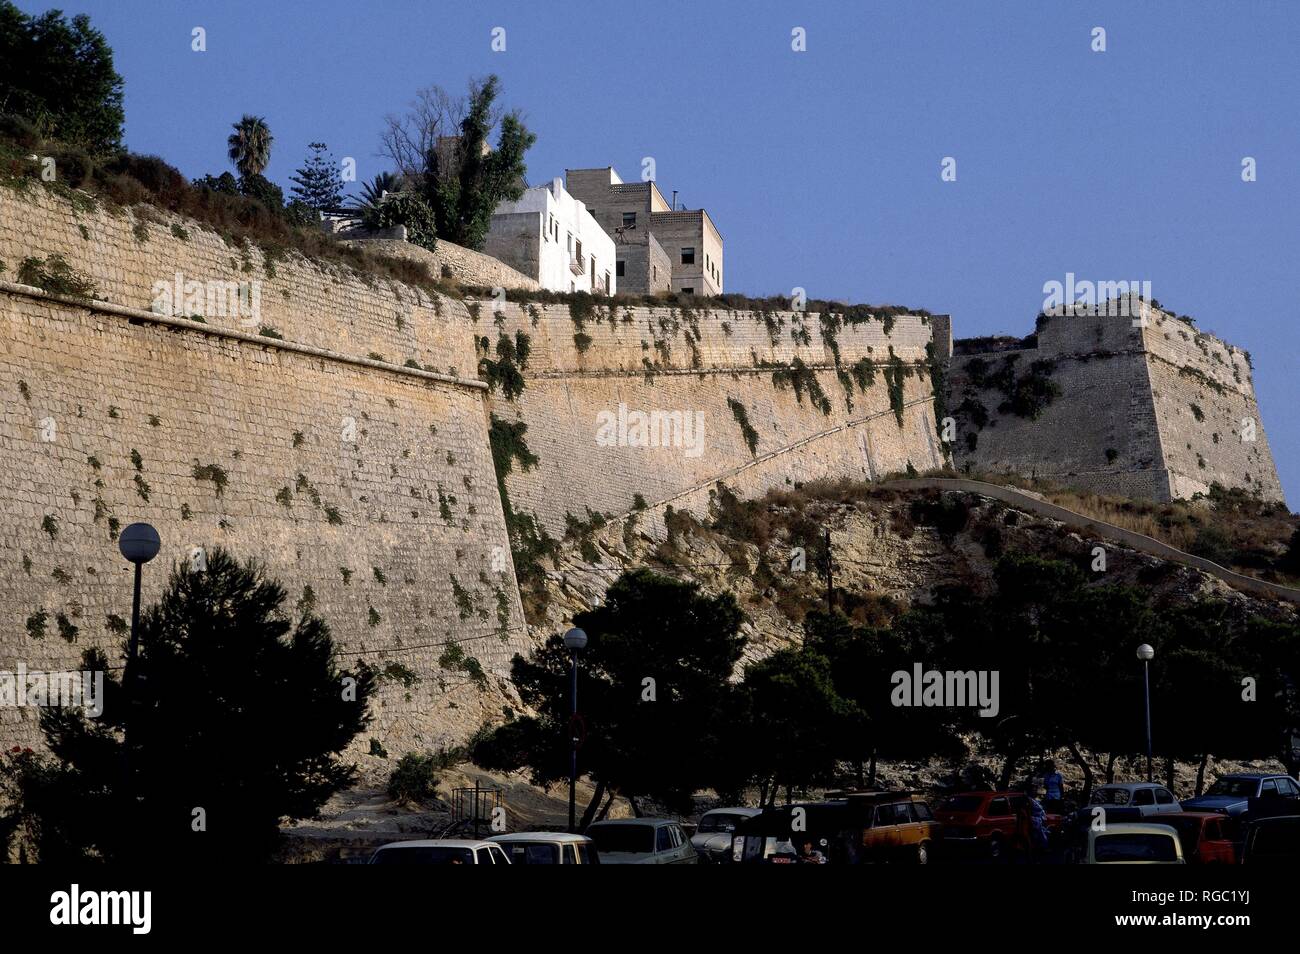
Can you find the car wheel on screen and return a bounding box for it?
[989,834,1004,862]
[916,841,930,865]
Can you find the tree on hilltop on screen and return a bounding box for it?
[0,1,125,154]
[289,141,344,211]
[380,75,534,249]
[227,114,274,178]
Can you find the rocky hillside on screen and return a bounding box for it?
[529,479,1296,669]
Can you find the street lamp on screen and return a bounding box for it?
[118,523,160,796]
[1137,643,1155,782]
[563,627,587,832]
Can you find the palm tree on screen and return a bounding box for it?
[350,171,400,216]
[226,115,273,178]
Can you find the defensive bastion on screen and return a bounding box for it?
[0,187,947,759]
[947,301,1283,504]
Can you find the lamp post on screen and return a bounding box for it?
[1137,643,1155,782]
[564,627,587,833]
[118,523,160,797]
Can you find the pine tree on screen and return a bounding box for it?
[289,141,344,211]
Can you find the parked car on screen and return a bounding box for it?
[1159,813,1239,864]
[731,793,938,864]
[1084,822,1185,864]
[1088,782,1180,816]
[1241,815,1300,864]
[368,839,510,864]
[1181,773,1300,817]
[586,819,697,864]
[487,832,599,864]
[934,790,1064,860]
[690,807,761,863]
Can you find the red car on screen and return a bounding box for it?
[1160,812,1239,864]
[935,791,1063,860]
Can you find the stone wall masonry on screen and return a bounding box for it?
[0,188,479,377]
[949,346,1170,498]
[948,302,1283,503]
[1140,309,1283,502]
[478,300,942,535]
[352,236,541,293]
[476,299,935,375]
[0,216,529,763]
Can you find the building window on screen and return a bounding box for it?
[616,260,625,277]
[604,271,611,292]
[622,212,636,228]
[682,287,694,295]
[681,246,695,265]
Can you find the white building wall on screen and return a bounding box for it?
[491,179,616,295]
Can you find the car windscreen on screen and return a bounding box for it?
[372,845,475,864]
[939,796,984,813]
[698,813,745,833]
[589,824,655,854]
[502,842,560,864]
[1206,778,1257,798]
[1094,833,1178,862]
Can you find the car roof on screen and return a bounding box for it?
[1097,781,1165,790]
[588,818,677,827]
[1168,811,1225,820]
[1092,822,1179,836]
[701,807,761,816]
[373,839,499,850]
[487,832,592,843]
[1217,772,1280,780]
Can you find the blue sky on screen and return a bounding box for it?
[20,0,1300,501]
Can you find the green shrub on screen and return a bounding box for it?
[387,753,441,803]
[363,191,437,252]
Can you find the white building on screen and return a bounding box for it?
[484,178,616,295]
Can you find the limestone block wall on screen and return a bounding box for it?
[1141,309,1283,501]
[349,236,541,292]
[948,302,1283,503]
[0,189,479,378]
[0,186,529,761]
[480,300,943,535]
[0,288,527,758]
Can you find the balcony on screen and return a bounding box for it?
[569,252,586,275]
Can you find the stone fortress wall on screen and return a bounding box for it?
[0,188,527,761]
[1,184,1283,765]
[946,300,1284,503]
[480,300,948,539]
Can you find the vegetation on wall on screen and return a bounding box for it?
[728,397,760,456]
[488,414,557,620]
[770,357,832,415]
[14,253,95,300]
